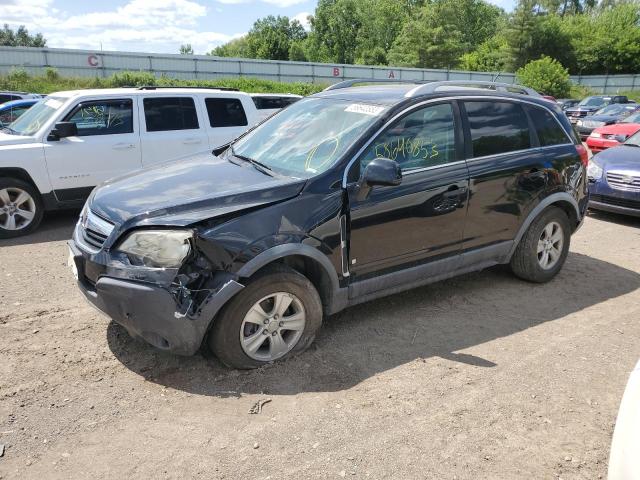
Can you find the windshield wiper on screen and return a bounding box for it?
[624,143,640,148]
[1,126,16,135]
[230,146,275,177]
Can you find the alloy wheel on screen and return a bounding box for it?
[0,187,36,231]
[537,221,564,270]
[239,292,306,362]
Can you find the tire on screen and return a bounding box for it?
[208,266,323,369]
[0,177,44,239]
[510,206,571,283]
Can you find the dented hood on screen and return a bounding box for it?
[90,151,306,228]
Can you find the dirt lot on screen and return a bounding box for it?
[0,210,639,480]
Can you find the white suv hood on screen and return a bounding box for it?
[0,132,37,146]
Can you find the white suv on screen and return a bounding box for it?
[0,87,299,238]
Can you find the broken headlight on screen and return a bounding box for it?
[117,230,192,268]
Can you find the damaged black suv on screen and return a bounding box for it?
[69,80,589,369]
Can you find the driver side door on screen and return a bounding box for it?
[345,101,469,291]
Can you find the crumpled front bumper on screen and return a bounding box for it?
[68,240,243,356]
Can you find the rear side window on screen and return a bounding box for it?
[464,101,530,157]
[143,97,199,132]
[65,99,133,136]
[252,96,299,109]
[205,98,248,127]
[526,106,569,146]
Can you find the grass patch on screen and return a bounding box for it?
[0,68,325,96]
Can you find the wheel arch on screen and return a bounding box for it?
[509,192,581,259]
[0,167,39,190]
[235,244,345,315]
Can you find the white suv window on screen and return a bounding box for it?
[143,97,199,132]
[65,99,133,136]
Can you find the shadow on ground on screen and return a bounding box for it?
[587,209,640,228]
[0,210,78,246]
[108,251,640,396]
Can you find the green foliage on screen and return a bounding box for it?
[516,56,571,97]
[388,0,503,68]
[209,37,251,58]
[0,24,46,47]
[0,70,324,97]
[179,44,194,55]
[459,36,510,72]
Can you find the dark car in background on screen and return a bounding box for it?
[557,98,579,111]
[566,95,629,124]
[68,80,588,369]
[588,130,640,217]
[0,91,43,104]
[0,98,39,127]
[575,103,640,140]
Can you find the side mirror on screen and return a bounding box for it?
[48,121,77,141]
[362,158,402,187]
[614,134,627,143]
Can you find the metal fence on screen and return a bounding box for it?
[0,45,638,93]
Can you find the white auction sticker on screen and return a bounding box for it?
[345,103,385,116]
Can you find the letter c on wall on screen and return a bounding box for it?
[87,54,100,67]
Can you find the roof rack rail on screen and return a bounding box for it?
[323,79,541,98]
[136,85,240,92]
[404,80,540,98]
[323,79,425,91]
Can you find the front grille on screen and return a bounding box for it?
[78,209,115,251]
[607,172,640,192]
[591,194,640,210]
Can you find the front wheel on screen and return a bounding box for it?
[510,206,571,283]
[208,266,323,369]
[0,178,44,239]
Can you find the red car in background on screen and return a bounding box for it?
[586,112,640,153]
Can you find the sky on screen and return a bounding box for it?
[0,0,516,55]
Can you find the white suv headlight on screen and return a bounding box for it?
[587,160,603,180]
[118,230,192,268]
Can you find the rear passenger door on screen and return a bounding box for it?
[460,99,572,252]
[201,96,250,149]
[139,96,209,166]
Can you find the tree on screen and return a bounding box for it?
[306,0,362,63]
[388,0,503,69]
[516,56,571,97]
[212,15,306,61]
[504,0,538,70]
[460,36,510,72]
[179,44,194,55]
[0,24,46,47]
[209,37,250,58]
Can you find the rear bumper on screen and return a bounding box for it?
[68,240,244,355]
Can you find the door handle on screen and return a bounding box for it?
[442,186,468,198]
[182,138,202,145]
[112,143,135,150]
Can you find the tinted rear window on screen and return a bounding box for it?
[526,106,569,146]
[143,97,199,132]
[252,96,299,110]
[0,94,20,104]
[205,98,248,127]
[464,101,531,157]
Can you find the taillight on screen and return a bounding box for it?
[575,144,589,166]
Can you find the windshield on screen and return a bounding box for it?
[594,104,628,116]
[579,96,608,107]
[230,97,385,178]
[625,130,640,147]
[623,113,640,123]
[8,97,64,136]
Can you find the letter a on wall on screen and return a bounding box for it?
[388,70,395,79]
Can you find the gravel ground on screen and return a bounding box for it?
[0,210,639,479]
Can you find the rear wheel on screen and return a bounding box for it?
[0,178,43,239]
[208,266,322,369]
[510,206,571,283]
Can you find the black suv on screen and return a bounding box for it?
[68,80,589,369]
